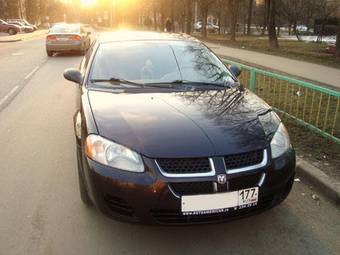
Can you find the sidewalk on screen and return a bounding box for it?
[204,42,340,90]
[0,29,48,43]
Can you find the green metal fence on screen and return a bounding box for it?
[223,59,340,144]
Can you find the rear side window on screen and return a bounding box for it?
[50,24,80,33]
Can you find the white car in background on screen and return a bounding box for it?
[194,21,219,33]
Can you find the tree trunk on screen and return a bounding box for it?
[261,0,269,35]
[246,0,253,35]
[336,22,340,58]
[267,0,279,48]
[293,22,302,41]
[229,0,238,41]
[153,0,157,30]
[217,7,222,35]
[185,0,193,34]
[202,7,208,38]
[160,0,165,31]
[277,14,281,36]
[171,0,175,32]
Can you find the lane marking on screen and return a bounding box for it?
[24,66,40,80]
[11,52,24,56]
[0,86,19,106]
[0,58,47,112]
[0,65,41,108]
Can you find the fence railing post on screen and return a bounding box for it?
[222,58,340,144]
[249,69,257,92]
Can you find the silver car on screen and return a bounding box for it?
[46,23,91,56]
[7,21,34,33]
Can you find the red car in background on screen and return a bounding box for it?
[326,44,336,54]
[0,19,21,35]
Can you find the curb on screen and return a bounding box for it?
[296,157,340,205]
[0,39,22,43]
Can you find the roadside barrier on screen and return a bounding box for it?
[223,59,340,144]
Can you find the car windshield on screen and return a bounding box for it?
[89,41,236,88]
[50,24,80,34]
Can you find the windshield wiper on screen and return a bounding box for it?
[146,80,239,89]
[90,78,181,89]
[90,77,144,87]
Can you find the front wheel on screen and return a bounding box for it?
[8,28,17,35]
[77,151,93,206]
[46,50,53,57]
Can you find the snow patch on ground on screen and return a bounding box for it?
[280,35,336,44]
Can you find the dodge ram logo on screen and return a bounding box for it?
[217,174,227,185]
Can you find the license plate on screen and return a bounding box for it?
[57,37,69,41]
[181,187,259,215]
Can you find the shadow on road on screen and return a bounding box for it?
[51,52,84,58]
[74,194,332,255]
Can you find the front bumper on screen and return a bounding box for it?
[82,149,296,225]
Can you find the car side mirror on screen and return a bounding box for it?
[229,65,242,77]
[64,68,83,84]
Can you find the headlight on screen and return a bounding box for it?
[270,123,291,159]
[85,134,144,173]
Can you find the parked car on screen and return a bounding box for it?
[194,21,219,33]
[63,31,295,225]
[326,43,336,54]
[0,19,21,35]
[6,20,34,33]
[6,19,37,31]
[46,23,91,56]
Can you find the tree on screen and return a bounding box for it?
[315,0,340,43]
[185,0,193,34]
[26,0,39,23]
[246,0,254,35]
[198,0,215,38]
[279,0,305,40]
[228,0,239,41]
[336,21,340,57]
[267,0,278,48]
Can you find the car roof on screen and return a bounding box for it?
[51,23,80,27]
[98,31,199,43]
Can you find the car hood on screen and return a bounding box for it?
[88,89,276,158]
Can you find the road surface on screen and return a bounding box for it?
[0,36,339,255]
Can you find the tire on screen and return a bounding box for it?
[77,151,93,206]
[8,28,17,35]
[46,50,53,57]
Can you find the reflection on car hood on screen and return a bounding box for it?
[88,89,276,158]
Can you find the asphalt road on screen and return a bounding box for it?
[0,37,339,255]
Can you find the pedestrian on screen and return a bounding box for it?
[165,18,173,33]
